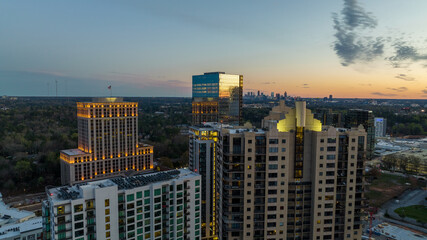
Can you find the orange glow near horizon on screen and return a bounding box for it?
[247,71,427,99]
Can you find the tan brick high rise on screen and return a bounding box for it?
[60,98,153,185]
[215,101,367,240]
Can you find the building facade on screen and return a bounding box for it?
[215,102,367,240]
[313,109,342,128]
[43,169,201,240]
[345,109,375,160]
[60,97,153,185]
[192,72,243,125]
[374,118,387,137]
[189,124,223,239]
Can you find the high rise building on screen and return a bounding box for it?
[189,124,223,239]
[192,72,243,125]
[374,118,387,137]
[345,109,375,159]
[329,95,333,100]
[284,92,287,98]
[60,97,154,185]
[43,169,202,240]
[276,93,281,99]
[214,101,367,240]
[313,108,342,127]
[271,92,274,98]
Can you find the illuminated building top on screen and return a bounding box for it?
[263,101,322,132]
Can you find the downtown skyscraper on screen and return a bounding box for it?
[60,97,153,185]
[192,72,243,125]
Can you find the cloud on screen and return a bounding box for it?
[341,0,377,29]
[166,80,187,85]
[332,0,384,66]
[262,82,276,84]
[297,83,310,89]
[359,83,372,86]
[387,42,427,68]
[23,70,67,77]
[371,92,397,97]
[332,0,427,69]
[387,87,407,92]
[422,89,427,94]
[395,74,415,81]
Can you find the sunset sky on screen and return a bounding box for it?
[1,0,427,99]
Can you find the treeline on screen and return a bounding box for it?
[0,98,192,195]
[370,109,427,136]
[138,102,191,168]
[242,107,271,128]
[0,103,77,194]
[381,154,424,174]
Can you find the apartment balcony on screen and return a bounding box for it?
[223,168,244,174]
[223,217,243,224]
[334,220,345,225]
[223,185,243,191]
[54,211,71,217]
[223,201,244,207]
[54,228,72,234]
[223,175,243,182]
[254,224,264,230]
[337,181,347,186]
[55,219,72,225]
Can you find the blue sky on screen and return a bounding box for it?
[1,0,427,98]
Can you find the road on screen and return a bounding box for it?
[380,189,427,227]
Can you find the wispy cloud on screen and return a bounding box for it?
[395,74,415,81]
[422,89,427,94]
[332,0,427,70]
[371,92,397,97]
[387,42,427,68]
[23,70,67,77]
[387,87,407,92]
[297,83,310,89]
[332,0,384,66]
[262,81,276,85]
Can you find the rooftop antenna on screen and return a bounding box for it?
[108,85,112,97]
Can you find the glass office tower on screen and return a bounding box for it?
[192,72,243,125]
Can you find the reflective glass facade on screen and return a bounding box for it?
[192,72,242,125]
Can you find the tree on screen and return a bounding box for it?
[37,176,45,187]
[158,157,173,169]
[408,155,421,174]
[382,155,398,171]
[398,155,409,174]
[366,168,381,182]
[3,179,15,191]
[15,160,32,179]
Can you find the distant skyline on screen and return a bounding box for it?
[1,0,427,99]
